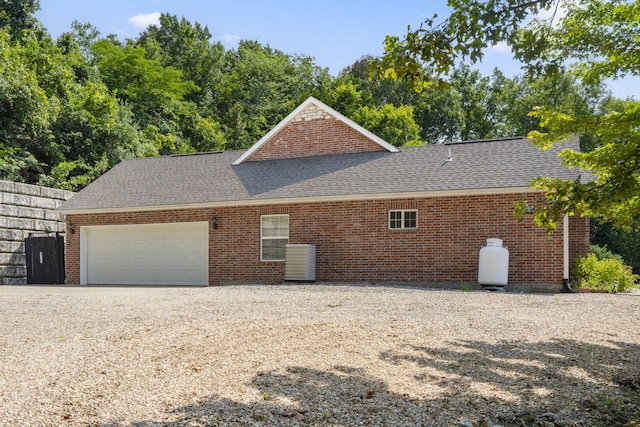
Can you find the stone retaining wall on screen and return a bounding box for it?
[0,180,74,285]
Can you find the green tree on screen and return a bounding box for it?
[213,40,331,148]
[136,13,226,109]
[320,79,368,117]
[591,221,640,274]
[42,81,153,190]
[351,104,422,147]
[0,27,150,189]
[342,56,421,107]
[92,39,225,154]
[318,67,422,146]
[379,0,640,231]
[59,21,101,65]
[412,85,463,143]
[0,28,59,182]
[448,65,511,140]
[92,39,196,118]
[500,72,609,138]
[0,0,41,39]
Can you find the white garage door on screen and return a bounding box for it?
[82,222,208,286]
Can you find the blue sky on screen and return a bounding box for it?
[36,0,636,99]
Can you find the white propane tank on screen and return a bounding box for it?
[478,238,509,290]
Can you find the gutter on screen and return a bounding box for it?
[563,213,576,293]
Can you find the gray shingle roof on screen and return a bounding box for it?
[58,137,584,212]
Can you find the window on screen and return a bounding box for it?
[261,215,289,261]
[389,210,417,229]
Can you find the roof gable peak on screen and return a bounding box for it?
[232,96,398,165]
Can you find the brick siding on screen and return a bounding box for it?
[247,114,386,162]
[569,214,590,270]
[64,192,589,287]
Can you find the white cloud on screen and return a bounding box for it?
[490,41,511,54]
[128,12,161,29]
[222,34,241,48]
[223,34,241,45]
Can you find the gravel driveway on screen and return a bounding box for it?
[0,285,638,426]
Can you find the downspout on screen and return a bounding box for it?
[563,214,576,293]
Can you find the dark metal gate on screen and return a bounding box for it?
[25,233,65,284]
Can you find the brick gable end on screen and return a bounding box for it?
[247,116,387,162]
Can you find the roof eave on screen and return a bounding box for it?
[57,186,539,215]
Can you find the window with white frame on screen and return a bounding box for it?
[389,210,417,229]
[261,214,289,261]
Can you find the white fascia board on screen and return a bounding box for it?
[232,96,398,165]
[58,186,539,215]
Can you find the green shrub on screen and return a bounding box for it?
[572,253,638,293]
[589,244,623,261]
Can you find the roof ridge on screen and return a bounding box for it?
[444,136,527,145]
[171,151,224,157]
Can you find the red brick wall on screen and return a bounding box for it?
[65,193,589,287]
[247,118,386,161]
[569,215,590,266]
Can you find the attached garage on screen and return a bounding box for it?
[80,222,208,286]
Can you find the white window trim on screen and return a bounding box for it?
[389,209,418,230]
[260,214,289,261]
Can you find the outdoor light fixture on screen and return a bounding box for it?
[210,216,219,229]
[68,222,76,234]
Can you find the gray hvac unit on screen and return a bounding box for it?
[285,244,316,282]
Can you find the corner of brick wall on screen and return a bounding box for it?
[569,215,590,266]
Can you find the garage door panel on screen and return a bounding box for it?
[84,222,208,286]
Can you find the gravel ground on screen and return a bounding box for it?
[0,285,638,427]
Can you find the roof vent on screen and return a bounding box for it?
[441,147,453,166]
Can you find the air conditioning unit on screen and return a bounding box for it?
[285,244,316,282]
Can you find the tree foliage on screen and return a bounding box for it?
[136,13,226,108]
[591,221,640,273]
[379,0,640,232]
[317,74,422,146]
[211,40,332,149]
[0,0,41,38]
[92,38,219,155]
[352,104,421,147]
[0,27,153,188]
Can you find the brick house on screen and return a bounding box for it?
[58,97,589,290]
